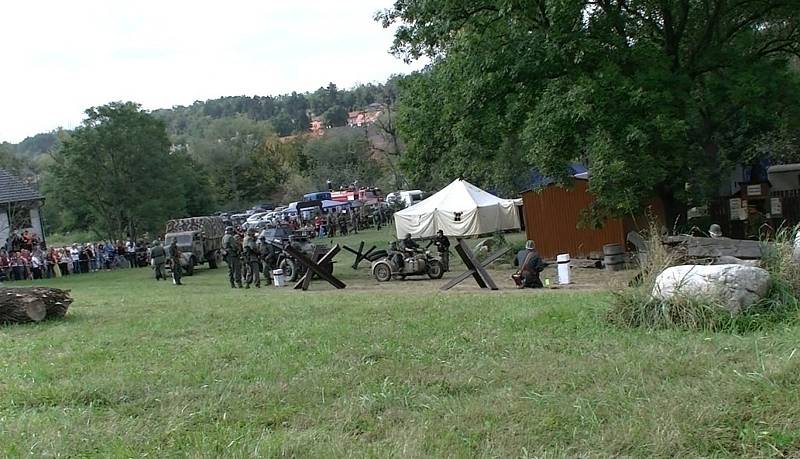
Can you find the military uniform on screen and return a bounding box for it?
[242,232,261,288]
[433,232,451,272]
[149,242,166,280]
[168,240,183,285]
[222,230,243,288]
[512,244,546,288]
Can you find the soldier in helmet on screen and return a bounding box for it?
[168,239,183,286]
[222,226,243,288]
[242,227,261,288]
[149,240,166,280]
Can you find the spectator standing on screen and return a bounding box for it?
[78,247,90,273]
[69,244,81,274]
[31,247,44,279]
[59,248,71,275]
[105,243,116,269]
[48,247,60,278]
[0,248,9,281]
[126,238,136,268]
[10,251,24,281]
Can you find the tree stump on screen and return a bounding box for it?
[0,287,73,324]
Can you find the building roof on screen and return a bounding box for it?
[0,169,43,205]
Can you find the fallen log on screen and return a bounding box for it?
[0,287,73,324]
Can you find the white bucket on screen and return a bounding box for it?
[272,269,285,287]
[556,253,571,285]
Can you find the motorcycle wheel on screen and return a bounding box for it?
[373,262,393,282]
[280,258,298,282]
[427,260,444,279]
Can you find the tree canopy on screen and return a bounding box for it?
[379,0,800,225]
[48,102,213,239]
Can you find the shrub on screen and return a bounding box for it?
[607,222,800,332]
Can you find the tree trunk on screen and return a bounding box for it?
[0,287,73,324]
[659,188,688,234]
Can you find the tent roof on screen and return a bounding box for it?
[396,179,513,216]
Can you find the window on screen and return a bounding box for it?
[454,212,462,222]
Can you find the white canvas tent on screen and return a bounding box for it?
[394,179,520,238]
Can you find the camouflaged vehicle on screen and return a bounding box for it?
[164,216,224,275]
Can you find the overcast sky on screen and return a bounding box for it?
[0,0,424,143]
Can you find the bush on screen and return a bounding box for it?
[607,222,800,332]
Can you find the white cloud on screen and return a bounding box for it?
[0,0,423,142]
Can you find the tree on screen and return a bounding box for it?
[49,102,185,239]
[379,0,800,226]
[323,105,349,127]
[303,128,383,189]
[189,116,280,208]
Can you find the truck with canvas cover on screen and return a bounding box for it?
[164,216,224,275]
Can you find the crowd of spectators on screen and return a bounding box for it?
[0,230,150,282]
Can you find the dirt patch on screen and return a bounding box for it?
[313,263,635,293]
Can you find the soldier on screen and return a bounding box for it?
[168,239,183,285]
[433,229,451,272]
[258,235,273,277]
[242,228,261,288]
[222,226,243,288]
[149,240,166,280]
[512,240,547,289]
[338,210,348,235]
[350,208,359,234]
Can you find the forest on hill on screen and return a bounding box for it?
[0,79,407,238]
[2,0,800,240]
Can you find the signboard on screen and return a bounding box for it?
[746,184,763,197]
[771,197,783,216]
[729,198,742,221]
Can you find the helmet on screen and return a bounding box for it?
[709,224,722,238]
[525,240,536,250]
[404,233,412,239]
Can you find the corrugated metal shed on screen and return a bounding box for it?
[521,179,625,259]
[0,169,43,205]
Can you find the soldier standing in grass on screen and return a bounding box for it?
[242,228,261,288]
[149,240,166,281]
[168,239,183,286]
[222,226,243,288]
[433,229,451,272]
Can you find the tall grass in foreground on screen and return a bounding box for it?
[608,223,800,331]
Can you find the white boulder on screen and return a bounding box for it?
[652,264,771,314]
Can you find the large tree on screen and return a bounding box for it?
[303,128,383,190]
[49,102,186,239]
[379,0,800,226]
[188,116,281,208]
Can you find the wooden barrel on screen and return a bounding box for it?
[603,243,625,271]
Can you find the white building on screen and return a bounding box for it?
[0,169,45,246]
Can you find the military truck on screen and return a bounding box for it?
[163,216,224,275]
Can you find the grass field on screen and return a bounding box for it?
[2,228,800,457]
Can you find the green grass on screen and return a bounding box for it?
[2,250,800,456]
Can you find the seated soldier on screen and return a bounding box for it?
[401,233,419,253]
[512,240,547,288]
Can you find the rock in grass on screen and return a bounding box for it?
[794,232,800,264]
[652,264,771,314]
